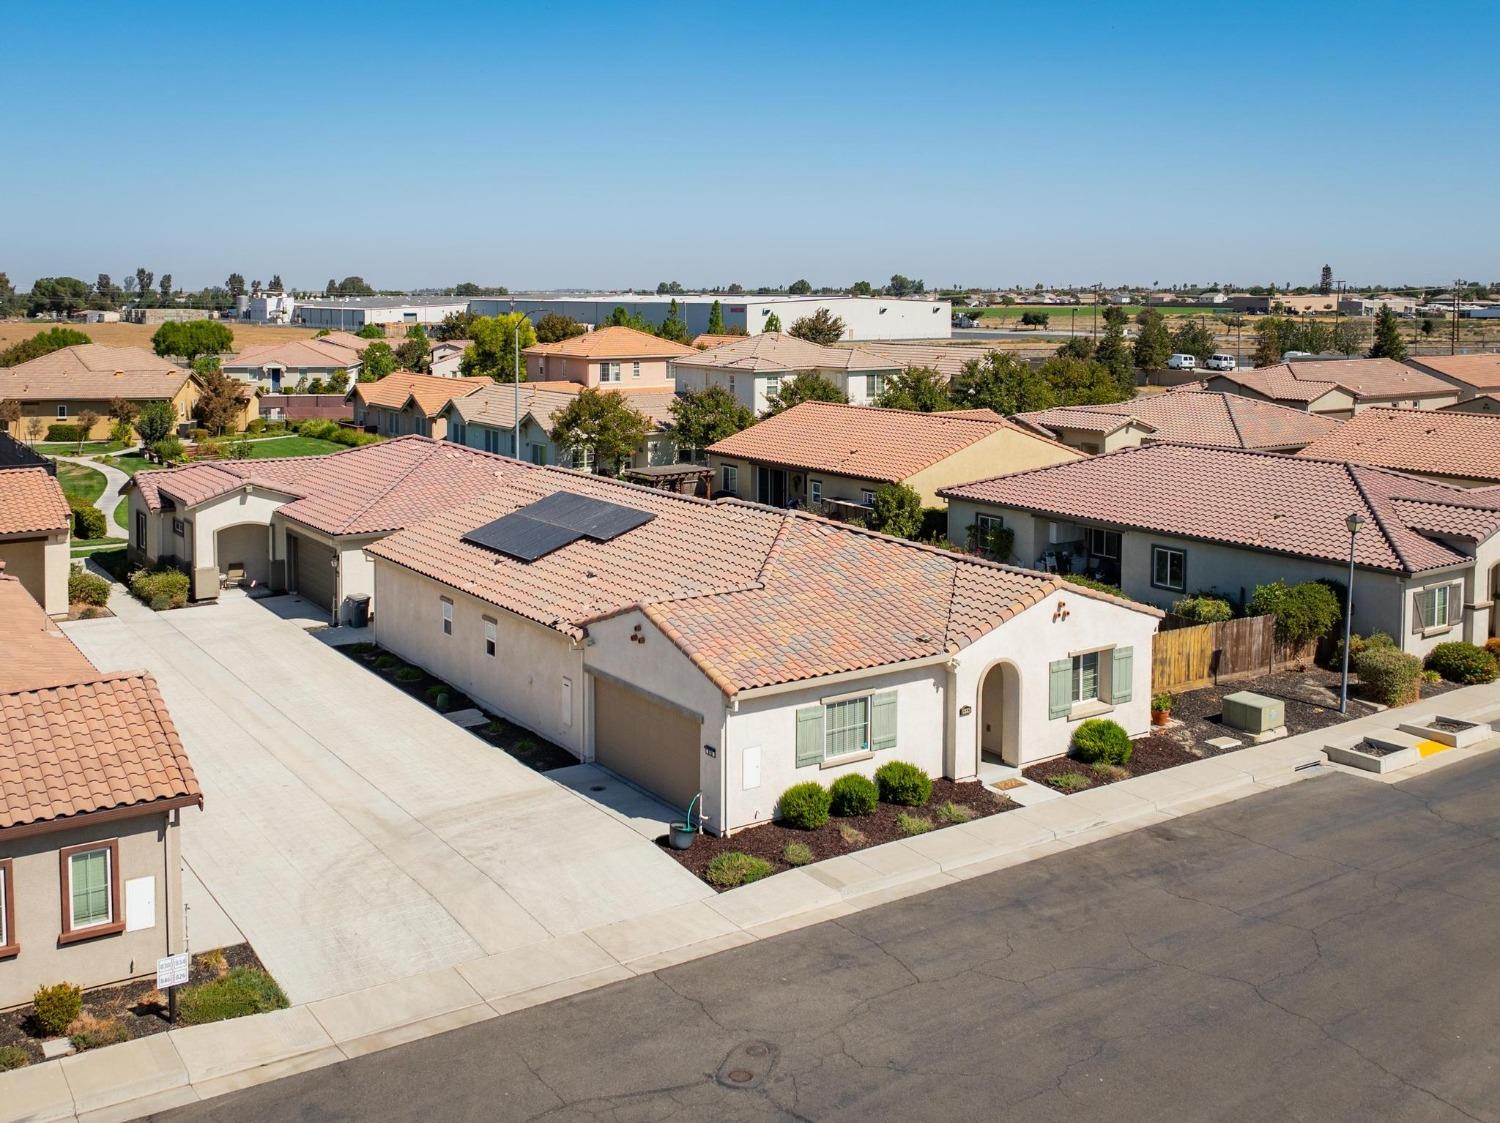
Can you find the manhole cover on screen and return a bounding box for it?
[716,1040,777,1089]
[727,1069,753,1084]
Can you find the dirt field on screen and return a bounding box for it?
[0,320,316,352]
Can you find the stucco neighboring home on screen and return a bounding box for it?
[0,575,201,1009]
[428,339,471,378]
[669,333,901,414]
[363,463,1162,834]
[443,382,680,470]
[125,435,519,620]
[690,333,745,350]
[1407,353,1500,400]
[941,442,1500,655]
[0,345,234,440]
[1013,391,1340,454]
[0,468,71,616]
[832,340,998,380]
[522,326,695,389]
[707,401,1081,514]
[1196,358,1458,417]
[1295,407,1500,487]
[221,337,362,391]
[1442,392,1500,416]
[349,370,491,438]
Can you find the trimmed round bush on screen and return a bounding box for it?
[1071,718,1133,766]
[177,968,288,1026]
[1425,641,1498,685]
[874,760,932,807]
[1355,646,1424,705]
[32,982,83,1037]
[46,423,83,443]
[69,565,110,607]
[705,852,775,889]
[778,781,832,830]
[71,502,107,540]
[828,773,878,817]
[1328,631,1394,671]
[129,566,189,610]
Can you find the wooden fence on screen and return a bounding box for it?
[1151,614,1318,695]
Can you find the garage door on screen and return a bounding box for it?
[290,531,336,612]
[593,677,702,812]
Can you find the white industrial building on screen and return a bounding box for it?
[288,296,471,330]
[469,294,952,341]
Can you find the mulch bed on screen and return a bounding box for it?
[339,643,575,771]
[1023,736,1200,793]
[662,778,1016,890]
[65,601,115,621]
[0,943,264,1065]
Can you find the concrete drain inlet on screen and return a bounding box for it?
[717,1041,778,1089]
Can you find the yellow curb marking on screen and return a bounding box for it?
[1416,739,1451,758]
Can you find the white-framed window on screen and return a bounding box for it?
[632,361,640,379]
[860,488,876,507]
[809,479,822,505]
[666,363,676,383]
[764,374,780,398]
[722,465,738,494]
[1151,545,1186,592]
[572,445,595,472]
[529,443,547,465]
[728,375,736,397]
[1072,651,1100,703]
[483,618,497,657]
[63,843,115,934]
[1088,528,1121,560]
[441,598,453,636]
[599,361,620,383]
[975,513,1005,555]
[824,696,870,758]
[56,404,68,419]
[172,518,185,538]
[134,510,146,549]
[1418,584,1457,629]
[866,373,887,399]
[0,858,13,954]
[795,690,898,767]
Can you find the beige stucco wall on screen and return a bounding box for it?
[0,811,185,1010]
[904,429,1082,505]
[526,353,676,389]
[0,531,69,616]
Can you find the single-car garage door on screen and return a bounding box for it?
[593,676,702,812]
[289,531,336,612]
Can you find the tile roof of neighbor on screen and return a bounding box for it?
[691,334,747,349]
[352,370,492,415]
[1409,353,1500,392]
[1015,391,1341,450]
[130,436,522,536]
[448,383,677,430]
[674,333,894,373]
[0,577,201,830]
[833,341,1000,379]
[941,442,1500,575]
[524,326,696,360]
[319,331,384,353]
[1210,359,1455,403]
[0,344,191,401]
[363,456,1159,695]
[0,468,70,535]
[706,401,1060,482]
[1295,407,1500,483]
[225,338,363,370]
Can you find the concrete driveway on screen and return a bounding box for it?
[62,591,710,1004]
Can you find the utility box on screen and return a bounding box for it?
[1222,691,1284,735]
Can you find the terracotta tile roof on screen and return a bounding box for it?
[674,333,894,373]
[1409,353,1500,392]
[0,344,191,401]
[1212,359,1454,405]
[524,326,695,360]
[366,467,1160,695]
[352,371,492,416]
[224,338,362,370]
[1016,392,1340,450]
[833,341,999,379]
[1295,407,1500,483]
[0,468,70,535]
[691,334,747,349]
[319,331,384,354]
[707,401,1052,482]
[0,576,96,693]
[448,383,677,430]
[941,442,1500,575]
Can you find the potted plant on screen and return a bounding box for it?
[1150,692,1174,726]
[669,793,701,850]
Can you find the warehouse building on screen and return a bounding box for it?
[290,296,471,330]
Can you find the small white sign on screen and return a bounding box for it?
[742,745,761,790]
[125,876,156,932]
[156,953,190,990]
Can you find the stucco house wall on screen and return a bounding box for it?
[0,530,69,616]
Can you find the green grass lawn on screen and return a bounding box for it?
[34,440,129,455]
[242,436,343,458]
[113,497,128,530]
[99,454,155,476]
[56,461,107,506]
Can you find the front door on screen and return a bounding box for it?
[757,466,787,507]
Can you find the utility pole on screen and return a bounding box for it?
[1092,283,1101,340]
[1453,278,1462,355]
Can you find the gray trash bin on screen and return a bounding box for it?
[346,593,371,629]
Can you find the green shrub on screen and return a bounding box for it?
[150,436,185,464]
[176,968,289,1026]
[1173,594,1233,623]
[129,566,189,610]
[245,417,266,434]
[46,423,83,443]
[934,800,975,825]
[874,761,932,806]
[1425,641,1498,685]
[828,773,878,816]
[331,427,380,447]
[1354,646,1423,705]
[895,811,933,835]
[1423,669,1442,685]
[1329,631,1394,671]
[0,1045,29,1071]
[109,419,134,445]
[1248,579,1342,647]
[782,842,814,867]
[1049,772,1093,792]
[32,982,83,1036]
[705,851,775,889]
[346,641,378,655]
[224,435,253,459]
[374,654,400,670]
[298,419,339,440]
[71,502,107,540]
[1150,691,1174,713]
[1071,718,1133,766]
[778,781,832,830]
[68,564,110,606]
[393,665,423,683]
[68,1015,128,1051]
[1062,574,1124,597]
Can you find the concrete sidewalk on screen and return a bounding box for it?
[52,453,131,534]
[9,680,1498,1123]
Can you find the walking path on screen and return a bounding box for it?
[52,451,132,538]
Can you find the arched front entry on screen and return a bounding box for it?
[977,660,1022,767]
[215,522,272,588]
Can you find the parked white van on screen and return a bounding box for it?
[1206,353,1236,371]
[1167,353,1197,371]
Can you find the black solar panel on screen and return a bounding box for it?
[461,513,584,562]
[522,491,655,541]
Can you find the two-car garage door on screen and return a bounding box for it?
[592,677,702,813]
[289,531,336,613]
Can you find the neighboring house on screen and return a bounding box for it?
[428,340,471,378]
[363,462,1161,834]
[1013,391,1340,454]
[1295,407,1500,487]
[0,575,201,1009]
[0,345,253,440]
[833,341,996,380]
[523,326,695,389]
[1196,358,1457,417]
[707,401,1080,514]
[942,442,1500,655]
[443,382,680,470]
[1407,353,1500,400]
[125,435,525,620]
[0,468,70,615]
[349,371,491,439]
[690,333,745,350]
[669,334,902,414]
[1442,393,1500,416]
[222,338,362,391]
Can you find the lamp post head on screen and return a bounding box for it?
[1346,513,1366,535]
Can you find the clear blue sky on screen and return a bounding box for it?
[5,0,1497,292]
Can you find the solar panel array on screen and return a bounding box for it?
[462,491,656,562]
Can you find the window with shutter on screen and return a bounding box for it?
[795,706,824,767]
[871,691,898,751]
[1111,646,1133,704]
[1049,659,1071,719]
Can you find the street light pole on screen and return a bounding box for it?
[1339,512,1366,714]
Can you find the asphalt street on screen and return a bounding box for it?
[156,755,1500,1122]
